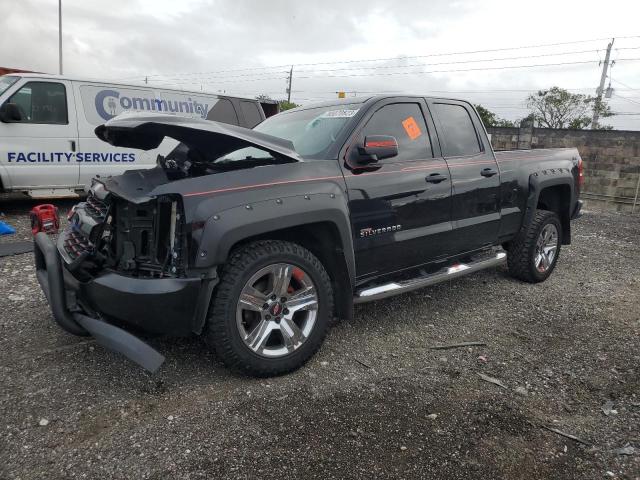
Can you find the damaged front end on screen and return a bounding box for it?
[34,112,303,371]
[62,181,187,281]
[34,179,215,372]
[53,177,210,335]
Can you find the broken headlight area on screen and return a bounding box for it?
[61,187,187,279]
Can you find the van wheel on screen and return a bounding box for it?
[507,209,562,283]
[205,240,333,377]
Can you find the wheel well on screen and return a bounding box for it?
[537,185,571,244]
[228,222,353,321]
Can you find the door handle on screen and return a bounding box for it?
[480,168,497,177]
[69,140,76,152]
[426,173,447,183]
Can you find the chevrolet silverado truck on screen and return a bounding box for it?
[34,96,583,376]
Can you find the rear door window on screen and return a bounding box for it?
[361,103,432,161]
[432,103,481,157]
[8,81,68,124]
[206,98,239,125]
[240,101,263,128]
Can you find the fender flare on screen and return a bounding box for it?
[523,170,576,242]
[194,191,356,287]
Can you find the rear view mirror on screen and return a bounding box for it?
[348,135,398,168]
[0,103,23,123]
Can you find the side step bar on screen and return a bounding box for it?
[354,251,507,303]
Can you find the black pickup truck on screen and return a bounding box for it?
[34,96,583,376]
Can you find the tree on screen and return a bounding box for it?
[278,100,299,111]
[526,87,612,129]
[254,95,299,112]
[475,105,516,128]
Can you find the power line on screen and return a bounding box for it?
[114,36,640,82]
[145,57,640,89]
[286,48,636,75]
[133,47,633,82]
[293,59,640,80]
[123,47,616,84]
[612,93,640,106]
[611,78,639,91]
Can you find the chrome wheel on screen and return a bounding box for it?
[534,223,558,273]
[236,263,318,358]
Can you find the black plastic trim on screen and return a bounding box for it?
[33,232,166,372]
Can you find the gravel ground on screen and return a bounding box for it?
[0,196,638,480]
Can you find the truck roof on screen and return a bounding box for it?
[282,94,473,114]
[1,72,277,104]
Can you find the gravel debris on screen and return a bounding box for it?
[0,198,639,479]
[613,446,635,456]
[602,400,618,416]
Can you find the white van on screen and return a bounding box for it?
[0,73,277,198]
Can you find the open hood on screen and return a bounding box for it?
[94,112,302,162]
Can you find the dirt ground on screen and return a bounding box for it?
[0,196,638,480]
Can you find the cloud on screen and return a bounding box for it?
[1,0,640,128]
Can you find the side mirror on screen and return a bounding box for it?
[0,103,23,123]
[348,135,398,168]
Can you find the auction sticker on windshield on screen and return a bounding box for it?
[320,109,359,118]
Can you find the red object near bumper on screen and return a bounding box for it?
[30,204,60,235]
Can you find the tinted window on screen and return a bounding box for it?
[8,82,68,124]
[240,101,263,128]
[361,103,432,161]
[433,103,481,157]
[206,98,238,125]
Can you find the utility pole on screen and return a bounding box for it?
[58,0,63,74]
[591,38,614,129]
[286,66,293,103]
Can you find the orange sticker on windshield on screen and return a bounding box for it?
[402,116,422,140]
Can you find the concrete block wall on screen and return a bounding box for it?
[487,127,640,213]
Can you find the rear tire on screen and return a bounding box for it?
[205,240,333,377]
[507,209,562,283]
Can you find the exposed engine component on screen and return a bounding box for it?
[63,182,185,279]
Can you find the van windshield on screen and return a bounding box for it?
[252,104,361,159]
[0,76,18,97]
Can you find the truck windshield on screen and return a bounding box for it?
[252,104,361,159]
[0,76,18,97]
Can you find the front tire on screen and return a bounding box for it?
[507,209,562,283]
[205,240,333,377]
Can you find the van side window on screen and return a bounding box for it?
[361,103,432,161]
[8,82,68,124]
[432,103,481,157]
[240,101,263,128]
[206,98,238,125]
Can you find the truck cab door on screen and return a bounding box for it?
[0,79,79,191]
[428,100,501,254]
[340,98,453,281]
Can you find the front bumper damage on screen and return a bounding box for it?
[34,232,214,372]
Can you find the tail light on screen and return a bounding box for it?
[578,156,585,187]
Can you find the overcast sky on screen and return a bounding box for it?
[3,0,640,129]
